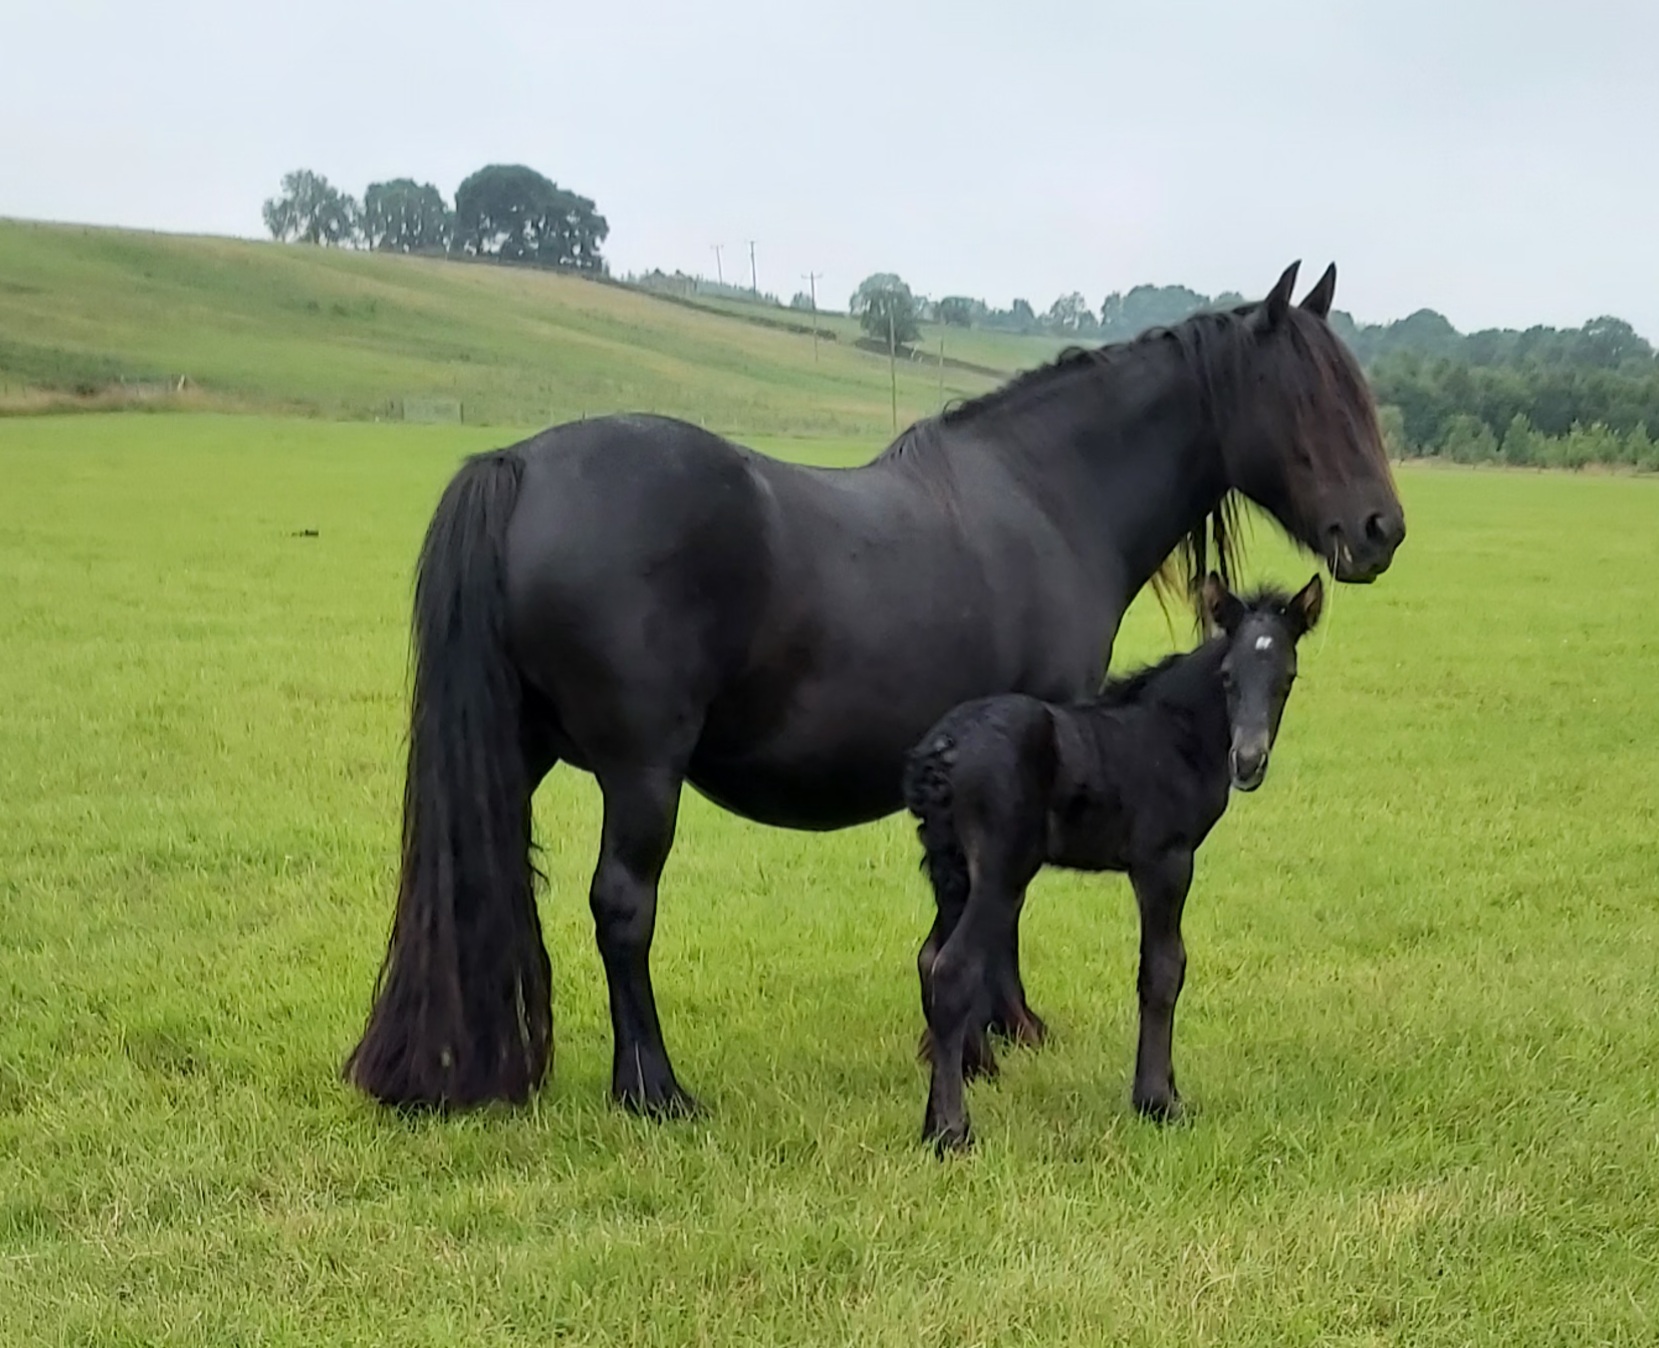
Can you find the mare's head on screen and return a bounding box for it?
[1207,262,1406,584]
[1200,572,1323,792]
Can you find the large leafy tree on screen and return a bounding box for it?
[937,296,984,328]
[363,179,452,253]
[1046,291,1094,334]
[1098,284,1208,340]
[262,169,361,246]
[850,273,921,347]
[453,164,608,271]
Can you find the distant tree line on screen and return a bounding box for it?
[260,168,1653,471]
[262,166,608,273]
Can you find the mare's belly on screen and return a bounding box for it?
[685,741,903,831]
[680,726,909,832]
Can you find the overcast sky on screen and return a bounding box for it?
[4,0,1655,337]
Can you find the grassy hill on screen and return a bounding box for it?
[658,288,1076,375]
[0,219,1065,438]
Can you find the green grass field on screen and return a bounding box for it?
[3,412,1657,1345]
[0,220,1074,435]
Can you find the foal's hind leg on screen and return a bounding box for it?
[918,883,998,1081]
[985,890,1048,1047]
[589,758,699,1118]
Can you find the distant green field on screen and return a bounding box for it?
[0,220,1079,436]
[2,413,1657,1345]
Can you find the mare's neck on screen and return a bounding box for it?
[950,343,1230,604]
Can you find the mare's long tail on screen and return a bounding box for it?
[343,448,552,1109]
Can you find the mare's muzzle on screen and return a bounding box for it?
[1327,504,1406,583]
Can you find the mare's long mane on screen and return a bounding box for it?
[878,301,1380,619]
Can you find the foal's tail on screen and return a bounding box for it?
[902,731,970,915]
[343,448,552,1110]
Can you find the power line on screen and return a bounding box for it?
[710,243,724,286]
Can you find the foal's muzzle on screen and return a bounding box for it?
[1229,745,1269,792]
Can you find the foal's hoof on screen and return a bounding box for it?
[616,1082,702,1121]
[989,1007,1049,1049]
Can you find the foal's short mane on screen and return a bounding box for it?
[907,302,1380,621]
[1092,586,1298,707]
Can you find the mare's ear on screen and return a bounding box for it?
[1251,261,1301,334]
[1300,263,1337,319]
[1290,573,1324,635]
[1201,572,1245,635]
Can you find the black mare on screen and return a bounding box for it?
[343,262,1404,1116]
[905,574,1325,1151]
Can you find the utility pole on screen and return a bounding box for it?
[711,243,724,287]
[802,271,822,362]
[747,240,758,296]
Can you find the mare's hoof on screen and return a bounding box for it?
[1132,1092,1184,1125]
[924,1119,974,1155]
[616,1082,702,1121]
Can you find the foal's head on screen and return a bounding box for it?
[1200,573,1324,792]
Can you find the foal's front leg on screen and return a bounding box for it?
[1129,849,1193,1121]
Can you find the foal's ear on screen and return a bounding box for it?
[1300,263,1337,319]
[1290,573,1325,635]
[1252,261,1301,333]
[1201,572,1246,634]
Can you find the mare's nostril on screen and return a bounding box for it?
[1365,510,1405,549]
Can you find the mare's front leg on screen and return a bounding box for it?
[590,762,699,1118]
[985,890,1048,1048]
[1129,849,1193,1121]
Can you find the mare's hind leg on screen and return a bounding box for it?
[1129,849,1194,1122]
[985,892,1048,1047]
[590,758,699,1118]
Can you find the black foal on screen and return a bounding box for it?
[903,572,1323,1151]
